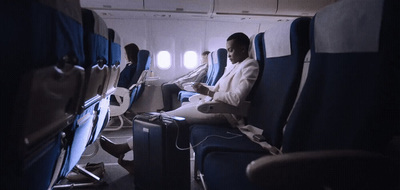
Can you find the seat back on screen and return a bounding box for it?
[247,32,265,101]
[105,28,121,96]
[88,28,122,143]
[128,50,151,87]
[204,52,214,84]
[80,8,109,108]
[282,0,400,153]
[128,50,151,110]
[1,1,85,189]
[59,8,109,177]
[247,17,311,148]
[209,48,227,86]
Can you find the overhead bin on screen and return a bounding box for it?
[80,0,144,10]
[276,0,336,16]
[145,0,211,14]
[214,0,277,15]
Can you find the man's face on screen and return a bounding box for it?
[226,39,244,64]
[201,54,208,64]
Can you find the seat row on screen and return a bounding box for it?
[1,1,122,189]
[190,0,400,189]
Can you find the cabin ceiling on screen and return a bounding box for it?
[80,0,337,22]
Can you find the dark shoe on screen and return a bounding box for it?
[118,155,134,175]
[100,136,130,158]
[156,108,165,112]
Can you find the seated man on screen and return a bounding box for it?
[159,50,210,111]
[101,32,259,174]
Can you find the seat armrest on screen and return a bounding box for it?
[246,150,399,190]
[109,87,130,117]
[197,101,250,117]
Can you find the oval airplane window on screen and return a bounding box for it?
[157,51,171,70]
[183,51,198,69]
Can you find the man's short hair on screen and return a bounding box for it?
[227,32,250,50]
[202,51,210,56]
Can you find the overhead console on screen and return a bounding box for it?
[80,0,337,19]
[214,0,277,15]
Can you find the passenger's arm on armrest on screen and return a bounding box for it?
[188,94,207,103]
[112,87,130,104]
[197,101,250,117]
[246,150,399,190]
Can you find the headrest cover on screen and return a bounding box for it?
[212,50,218,64]
[38,0,82,24]
[92,10,109,39]
[109,28,121,44]
[113,30,121,45]
[314,0,383,53]
[248,34,256,59]
[264,19,294,58]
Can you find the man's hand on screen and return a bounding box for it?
[192,83,209,95]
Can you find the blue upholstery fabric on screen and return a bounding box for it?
[203,152,265,190]
[106,28,121,93]
[247,32,265,101]
[204,53,214,85]
[282,0,400,153]
[178,48,227,102]
[257,17,310,147]
[1,1,85,189]
[190,17,311,190]
[191,125,265,172]
[60,9,110,177]
[130,50,151,87]
[80,9,109,106]
[89,29,122,144]
[128,50,152,110]
[209,49,227,85]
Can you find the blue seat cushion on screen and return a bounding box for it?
[203,151,266,190]
[190,124,266,172]
[178,91,198,102]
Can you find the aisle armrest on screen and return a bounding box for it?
[197,101,250,117]
[246,150,399,190]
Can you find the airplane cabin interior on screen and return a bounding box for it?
[1,0,399,189]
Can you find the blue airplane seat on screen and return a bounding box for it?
[247,0,400,189]
[178,48,227,102]
[59,8,109,178]
[108,50,151,129]
[0,1,85,189]
[88,28,122,144]
[106,28,122,96]
[177,52,213,102]
[190,17,311,190]
[209,48,227,85]
[128,50,152,110]
[246,32,265,101]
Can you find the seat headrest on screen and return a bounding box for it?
[314,0,384,53]
[108,28,121,44]
[82,9,108,40]
[264,19,294,58]
[38,0,82,24]
[213,48,227,64]
[248,34,256,59]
